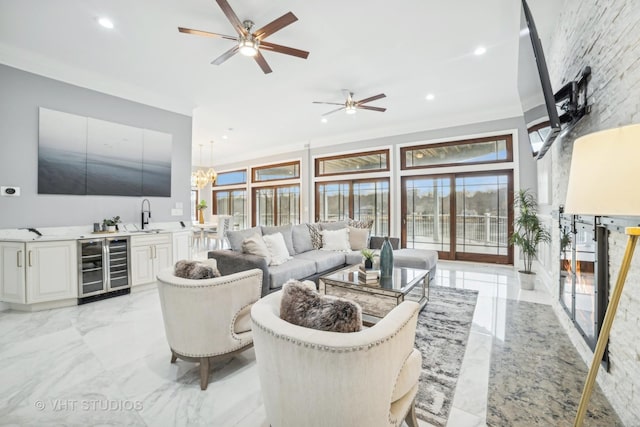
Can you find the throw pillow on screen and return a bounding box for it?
[321,228,351,251]
[227,226,262,252]
[280,280,362,333]
[174,260,221,279]
[263,232,293,266]
[348,226,370,250]
[262,224,295,256]
[241,234,271,265]
[347,218,374,229]
[306,223,323,249]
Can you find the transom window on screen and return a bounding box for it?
[252,161,300,183]
[315,149,389,177]
[401,135,513,169]
[214,169,247,186]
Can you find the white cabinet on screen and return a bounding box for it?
[0,242,26,303]
[0,240,77,304]
[130,233,172,287]
[172,230,192,263]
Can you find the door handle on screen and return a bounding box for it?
[28,250,33,267]
[17,250,23,267]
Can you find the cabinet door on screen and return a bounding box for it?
[172,232,192,263]
[0,242,26,304]
[154,243,173,275]
[131,245,154,286]
[26,241,77,303]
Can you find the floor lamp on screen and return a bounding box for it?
[564,124,640,426]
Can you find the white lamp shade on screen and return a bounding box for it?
[565,124,640,215]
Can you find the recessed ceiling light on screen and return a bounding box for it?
[321,117,328,123]
[474,46,487,56]
[98,17,114,29]
[425,93,435,101]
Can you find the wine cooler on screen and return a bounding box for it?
[78,237,131,301]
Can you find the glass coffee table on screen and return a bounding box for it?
[319,265,429,325]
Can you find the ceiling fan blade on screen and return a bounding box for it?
[211,45,239,65]
[260,41,309,59]
[254,51,273,74]
[178,27,238,41]
[312,101,345,106]
[357,105,387,113]
[254,12,298,39]
[323,107,346,116]
[215,0,247,35]
[356,93,386,105]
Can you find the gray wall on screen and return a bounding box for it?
[542,0,640,424]
[0,65,192,228]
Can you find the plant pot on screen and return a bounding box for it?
[107,225,116,232]
[364,259,373,270]
[518,271,537,290]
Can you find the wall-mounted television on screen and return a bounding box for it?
[518,0,591,159]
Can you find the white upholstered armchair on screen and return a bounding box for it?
[156,260,262,390]
[251,290,421,427]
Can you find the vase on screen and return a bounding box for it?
[199,210,205,224]
[380,236,394,279]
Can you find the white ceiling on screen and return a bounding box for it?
[0,0,562,166]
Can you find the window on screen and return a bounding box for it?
[401,135,513,169]
[252,161,300,183]
[213,189,247,230]
[213,169,247,186]
[316,179,389,236]
[253,185,300,226]
[315,149,389,177]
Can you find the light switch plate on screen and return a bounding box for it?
[1,186,20,196]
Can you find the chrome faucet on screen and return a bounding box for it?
[141,199,151,230]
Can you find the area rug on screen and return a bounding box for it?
[486,300,622,426]
[414,285,479,426]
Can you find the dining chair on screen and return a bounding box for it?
[206,215,232,250]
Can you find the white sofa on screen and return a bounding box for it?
[156,260,262,390]
[250,289,422,427]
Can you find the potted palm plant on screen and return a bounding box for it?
[509,189,551,290]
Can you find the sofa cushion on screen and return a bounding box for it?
[320,220,349,230]
[348,226,370,250]
[295,250,346,273]
[280,280,362,333]
[292,223,314,254]
[262,224,295,256]
[345,250,365,265]
[242,234,271,265]
[321,228,351,252]
[263,233,293,266]
[393,248,438,271]
[234,304,252,334]
[174,260,221,279]
[268,258,317,290]
[227,226,262,252]
[306,223,323,249]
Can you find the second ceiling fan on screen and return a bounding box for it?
[313,90,387,116]
[178,0,309,74]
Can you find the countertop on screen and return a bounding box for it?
[0,222,192,242]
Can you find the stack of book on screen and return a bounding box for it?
[358,265,380,284]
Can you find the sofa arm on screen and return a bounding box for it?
[209,250,270,296]
[369,236,400,250]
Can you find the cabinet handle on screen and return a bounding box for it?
[28,250,33,267]
[17,250,23,267]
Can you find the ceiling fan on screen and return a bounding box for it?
[313,90,387,116]
[178,0,309,74]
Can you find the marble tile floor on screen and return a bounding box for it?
[0,258,614,426]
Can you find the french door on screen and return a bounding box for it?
[401,171,513,264]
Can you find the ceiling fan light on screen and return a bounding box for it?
[345,105,357,115]
[239,39,258,56]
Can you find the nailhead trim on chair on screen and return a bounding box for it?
[250,305,418,353]
[160,271,262,289]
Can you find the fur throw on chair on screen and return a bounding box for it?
[174,260,221,279]
[280,280,362,332]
